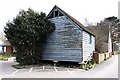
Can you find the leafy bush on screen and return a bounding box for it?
[0,55,6,60]
[4,8,55,65]
[0,54,13,60]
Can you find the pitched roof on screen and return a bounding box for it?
[0,40,3,44]
[3,40,10,46]
[0,40,4,46]
[47,5,95,36]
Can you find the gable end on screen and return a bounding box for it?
[47,5,95,37]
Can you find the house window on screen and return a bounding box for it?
[89,35,92,44]
[48,10,64,18]
[55,11,58,17]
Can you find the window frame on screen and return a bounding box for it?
[89,35,92,44]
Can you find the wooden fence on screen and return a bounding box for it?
[93,52,113,63]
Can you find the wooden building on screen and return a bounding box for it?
[4,40,13,54]
[41,5,95,63]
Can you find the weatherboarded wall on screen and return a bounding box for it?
[42,16,83,62]
[82,31,95,61]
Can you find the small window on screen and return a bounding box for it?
[55,11,58,17]
[48,10,64,18]
[89,35,92,44]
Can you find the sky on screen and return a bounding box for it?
[0,0,119,33]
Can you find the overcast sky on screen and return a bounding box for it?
[0,0,119,33]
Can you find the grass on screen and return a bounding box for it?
[0,55,7,60]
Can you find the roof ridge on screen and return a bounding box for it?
[47,5,95,36]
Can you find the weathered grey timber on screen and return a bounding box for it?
[41,5,95,63]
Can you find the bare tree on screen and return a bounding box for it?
[84,18,93,26]
[86,16,120,52]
